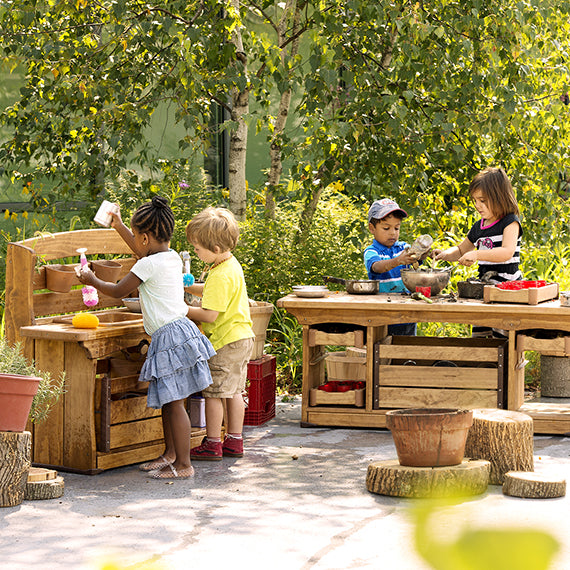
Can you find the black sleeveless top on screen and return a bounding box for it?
[467,214,523,282]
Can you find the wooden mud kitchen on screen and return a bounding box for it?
[4,229,207,474]
[277,288,570,435]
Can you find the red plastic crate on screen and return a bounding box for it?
[247,354,277,380]
[243,407,275,426]
[244,355,276,426]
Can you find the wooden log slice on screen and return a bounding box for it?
[366,458,490,498]
[0,431,32,507]
[24,476,65,501]
[464,408,534,485]
[27,467,57,483]
[503,471,566,499]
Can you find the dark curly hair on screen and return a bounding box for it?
[131,196,175,243]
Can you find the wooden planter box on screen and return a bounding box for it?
[373,336,507,410]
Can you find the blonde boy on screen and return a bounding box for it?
[185,207,254,459]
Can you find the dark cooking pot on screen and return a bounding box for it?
[323,276,379,295]
[457,272,499,299]
[457,280,485,299]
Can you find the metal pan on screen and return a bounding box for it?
[323,276,379,295]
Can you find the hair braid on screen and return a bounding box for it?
[131,196,175,243]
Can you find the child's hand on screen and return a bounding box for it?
[76,265,96,286]
[434,249,450,261]
[430,248,442,259]
[109,205,122,228]
[458,250,477,267]
[398,248,417,266]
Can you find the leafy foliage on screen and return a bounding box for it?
[413,500,559,570]
[0,0,241,198]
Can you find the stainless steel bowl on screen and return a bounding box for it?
[401,268,451,296]
[122,297,142,313]
[293,285,329,298]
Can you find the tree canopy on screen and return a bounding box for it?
[1,0,570,244]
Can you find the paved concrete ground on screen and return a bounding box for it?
[1,398,569,570]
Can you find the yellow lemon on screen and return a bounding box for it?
[72,313,99,329]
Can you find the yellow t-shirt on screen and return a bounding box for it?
[201,256,254,351]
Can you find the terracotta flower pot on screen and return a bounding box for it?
[0,373,41,432]
[91,259,122,282]
[45,264,78,293]
[386,408,473,467]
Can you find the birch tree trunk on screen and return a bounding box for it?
[228,0,249,221]
[264,0,302,219]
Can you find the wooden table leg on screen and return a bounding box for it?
[301,325,326,423]
[507,330,524,410]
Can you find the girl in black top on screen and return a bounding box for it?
[434,167,522,282]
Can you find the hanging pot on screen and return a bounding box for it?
[91,259,122,282]
[45,264,78,293]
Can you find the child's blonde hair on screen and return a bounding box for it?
[186,207,239,252]
[469,167,519,218]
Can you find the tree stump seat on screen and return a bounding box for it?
[0,431,32,507]
[503,471,566,499]
[366,458,490,498]
[464,408,534,485]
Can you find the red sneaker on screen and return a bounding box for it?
[222,437,244,458]
[190,438,222,461]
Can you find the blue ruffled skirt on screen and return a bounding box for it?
[140,318,215,409]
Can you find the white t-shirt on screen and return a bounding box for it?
[130,250,187,335]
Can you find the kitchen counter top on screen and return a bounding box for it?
[277,291,570,332]
[20,314,145,342]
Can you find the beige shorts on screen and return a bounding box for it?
[202,337,254,398]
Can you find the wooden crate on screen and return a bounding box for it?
[308,324,365,347]
[96,355,162,453]
[325,350,367,381]
[483,283,559,305]
[373,336,507,410]
[309,388,365,407]
[516,333,570,357]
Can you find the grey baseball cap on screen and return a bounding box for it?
[367,198,408,222]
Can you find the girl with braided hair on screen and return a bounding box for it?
[78,196,215,479]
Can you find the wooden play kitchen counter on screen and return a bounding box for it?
[277,291,570,435]
[5,229,206,473]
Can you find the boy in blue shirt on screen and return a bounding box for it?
[364,198,417,336]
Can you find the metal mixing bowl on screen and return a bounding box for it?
[122,297,142,313]
[401,268,451,296]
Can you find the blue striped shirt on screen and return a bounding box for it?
[364,240,411,293]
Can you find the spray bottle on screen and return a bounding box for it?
[181,251,195,286]
[76,248,99,307]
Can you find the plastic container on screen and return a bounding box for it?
[77,248,99,307]
[415,286,431,298]
[188,396,206,428]
[94,200,119,227]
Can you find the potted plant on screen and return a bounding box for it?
[0,337,65,507]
